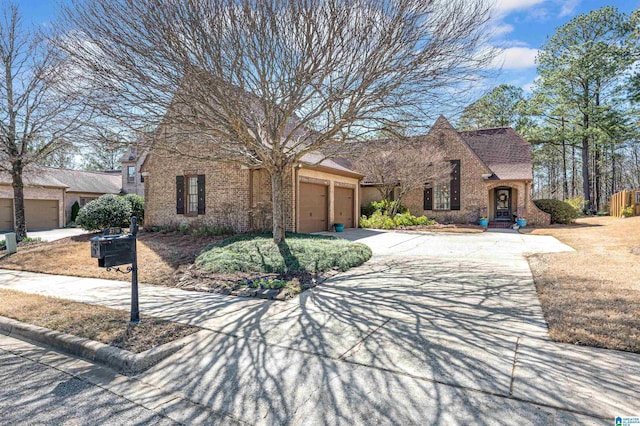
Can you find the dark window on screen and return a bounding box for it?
[177,174,205,216]
[127,166,135,183]
[186,175,198,215]
[140,174,144,183]
[423,186,433,210]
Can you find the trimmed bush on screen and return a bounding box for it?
[533,199,579,224]
[360,200,407,218]
[70,201,81,222]
[360,211,436,229]
[123,194,144,225]
[76,194,132,231]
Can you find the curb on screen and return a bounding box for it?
[0,315,207,374]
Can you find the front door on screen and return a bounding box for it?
[495,188,512,221]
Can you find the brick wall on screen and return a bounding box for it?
[144,151,253,232]
[402,117,491,223]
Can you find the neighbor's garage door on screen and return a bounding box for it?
[25,200,58,230]
[299,182,328,233]
[334,186,354,228]
[0,199,13,231]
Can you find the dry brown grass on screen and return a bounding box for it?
[0,232,223,286]
[0,289,199,353]
[525,216,640,353]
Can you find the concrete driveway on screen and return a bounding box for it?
[1,227,87,242]
[1,229,638,424]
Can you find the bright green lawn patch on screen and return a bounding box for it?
[196,232,372,274]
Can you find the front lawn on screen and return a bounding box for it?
[0,289,200,353]
[523,216,640,353]
[0,231,371,301]
[0,232,225,286]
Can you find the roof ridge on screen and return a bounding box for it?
[458,126,513,133]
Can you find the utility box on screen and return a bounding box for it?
[5,233,17,254]
[90,233,135,268]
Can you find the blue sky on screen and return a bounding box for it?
[487,0,640,93]
[16,0,640,99]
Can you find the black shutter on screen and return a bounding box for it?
[176,176,184,215]
[197,174,206,215]
[450,160,461,211]
[424,186,433,210]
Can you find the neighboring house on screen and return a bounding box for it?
[120,145,148,197]
[362,116,550,225]
[141,147,363,233]
[0,168,122,232]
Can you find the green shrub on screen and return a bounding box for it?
[76,194,132,231]
[622,206,634,217]
[565,197,586,215]
[70,201,81,222]
[360,211,436,229]
[123,194,144,225]
[196,233,372,274]
[533,199,579,224]
[360,200,407,217]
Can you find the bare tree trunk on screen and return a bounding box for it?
[10,161,26,241]
[270,169,286,243]
[571,144,576,198]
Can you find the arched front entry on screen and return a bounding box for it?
[486,182,525,222]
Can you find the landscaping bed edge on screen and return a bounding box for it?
[0,315,208,374]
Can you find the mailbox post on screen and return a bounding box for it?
[90,216,140,323]
[130,217,139,323]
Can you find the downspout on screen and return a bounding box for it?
[294,165,300,232]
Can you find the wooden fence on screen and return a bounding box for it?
[609,189,640,217]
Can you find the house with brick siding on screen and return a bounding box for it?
[362,116,550,226]
[141,145,364,234]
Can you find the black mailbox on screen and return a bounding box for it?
[90,234,135,267]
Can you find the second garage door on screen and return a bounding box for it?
[299,182,328,233]
[0,199,13,231]
[25,200,58,230]
[334,186,354,228]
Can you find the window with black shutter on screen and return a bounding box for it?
[450,160,461,211]
[197,174,206,214]
[176,175,185,215]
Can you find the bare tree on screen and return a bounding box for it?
[57,0,495,242]
[82,129,127,171]
[353,138,450,216]
[0,2,91,240]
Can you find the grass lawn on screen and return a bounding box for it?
[0,289,200,353]
[523,216,640,353]
[0,232,225,286]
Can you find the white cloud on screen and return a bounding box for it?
[558,0,581,17]
[490,47,539,70]
[492,0,546,17]
[491,23,515,37]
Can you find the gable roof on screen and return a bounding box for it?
[0,168,122,194]
[458,127,533,180]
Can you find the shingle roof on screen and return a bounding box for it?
[458,127,533,180]
[299,151,364,177]
[0,168,122,194]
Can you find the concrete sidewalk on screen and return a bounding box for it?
[0,230,637,424]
